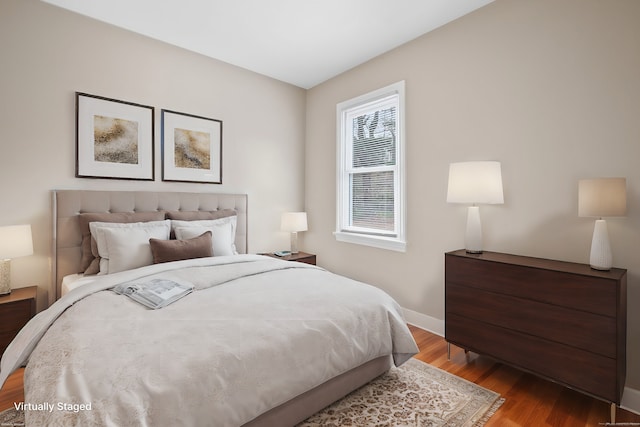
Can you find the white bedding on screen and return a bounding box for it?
[0,255,418,426]
[61,273,86,295]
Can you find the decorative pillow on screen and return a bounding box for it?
[172,216,237,256]
[78,212,165,274]
[149,231,213,264]
[89,220,171,274]
[165,210,236,239]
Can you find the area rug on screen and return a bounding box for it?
[0,359,502,427]
[298,358,503,427]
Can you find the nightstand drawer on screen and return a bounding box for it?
[0,286,37,356]
[0,331,22,355]
[291,254,316,265]
[0,300,33,333]
[261,252,316,265]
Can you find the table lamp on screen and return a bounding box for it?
[0,224,34,295]
[447,161,504,253]
[578,178,626,270]
[281,212,308,254]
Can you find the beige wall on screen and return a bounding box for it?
[0,0,306,308]
[305,0,640,393]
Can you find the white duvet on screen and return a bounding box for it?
[0,255,418,426]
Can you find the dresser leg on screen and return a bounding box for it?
[610,403,616,424]
[447,342,451,360]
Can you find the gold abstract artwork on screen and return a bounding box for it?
[174,128,211,169]
[93,115,139,164]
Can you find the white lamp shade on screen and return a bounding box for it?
[447,161,504,204]
[0,224,33,259]
[281,212,308,232]
[578,178,626,217]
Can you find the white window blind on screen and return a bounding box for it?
[336,81,406,252]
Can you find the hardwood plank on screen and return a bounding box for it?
[1,326,638,427]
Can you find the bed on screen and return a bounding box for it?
[0,190,418,426]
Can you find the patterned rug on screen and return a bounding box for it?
[298,358,503,427]
[0,359,502,427]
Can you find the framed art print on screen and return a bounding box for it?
[161,109,222,184]
[76,92,154,180]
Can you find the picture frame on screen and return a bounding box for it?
[76,92,154,180]
[161,109,222,184]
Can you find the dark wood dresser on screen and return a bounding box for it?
[0,286,37,356]
[445,249,626,411]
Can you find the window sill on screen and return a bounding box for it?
[334,231,406,252]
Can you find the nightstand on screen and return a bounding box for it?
[0,286,37,356]
[261,251,316,265]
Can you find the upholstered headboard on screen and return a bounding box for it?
[52,190,248,303]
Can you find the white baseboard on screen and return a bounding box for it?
[403,308,640,416]
[622,386,640,415]
[402,307,444,337]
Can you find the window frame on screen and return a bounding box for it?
[335,81,406,252]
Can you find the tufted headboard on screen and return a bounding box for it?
[52,190,248,303]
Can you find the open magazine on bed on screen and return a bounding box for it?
[112,278,194,309]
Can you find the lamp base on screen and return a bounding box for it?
[465,206,483,254]
[290,232,299,254]
[0,259,11,295]
[589,219,613,271]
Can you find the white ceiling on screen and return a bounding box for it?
[42,0,493,89]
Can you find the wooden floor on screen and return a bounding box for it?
[1,325,639,426]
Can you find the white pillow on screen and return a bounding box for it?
[89,220,171,274]
[172,216,237,256]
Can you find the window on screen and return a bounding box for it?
[335,81,406,252]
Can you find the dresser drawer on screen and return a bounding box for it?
[446,313,618,402]
[445,255,617,317]
[446,283,616,358]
